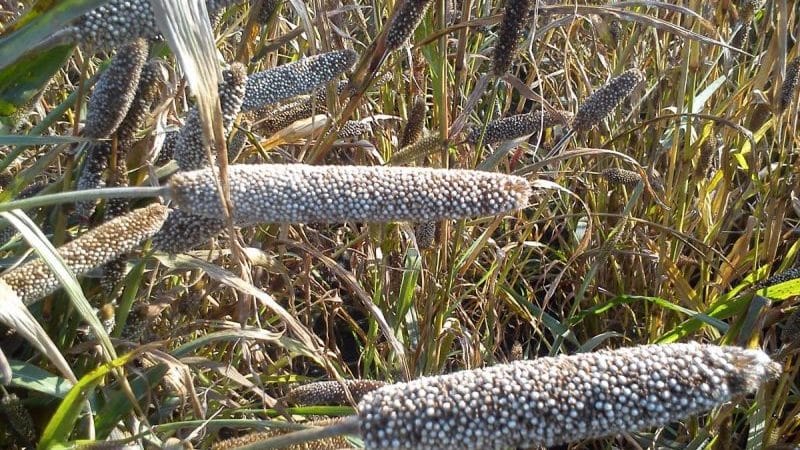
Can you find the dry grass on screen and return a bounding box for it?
[0,0,799,448]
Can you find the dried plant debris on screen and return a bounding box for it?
[779,56,800,113]
[241,50,357,112]
[414,221,437,249]
[61,0,245,50]
[385,0,434,51]
[0,204,168,305]
[116,60,163,149]
[75,142,113,219]
[357,343,780,449]
[492,0,532,76]
[175,63,248,171]
[151,209,226,254]
[601,167,642,188]
[399,97,427,148]
[0,393,36,446]
[285,380,387,406]
[83,39,149,139]
[571,69,645,133]
[466,110,572,145]
[390,133,443,165]
[755,266,800,289]
[167,164,531,225]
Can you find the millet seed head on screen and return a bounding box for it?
[285,380,387,406]
[0,204,168,305]
[414,220,437,249]
[75,142,113,219]
[601,167,642,188]
[211,422,350,450]
[151,209,227,254]
[241,49,357,112]
[385,0,434,51]
[467,109,573,145]
[61,0,244,50]
[335,120,372,139]
[398,97,427,148]
[781,308,800,343]
[492,0,532,76]
[778,56,800,113]
[390,133,443,165]
[83,39,149,139]
[755,266,800,289]
[0,393,36,446]
[168,164,531,225]
[116,60,164,149]
[696,131,717,179]
[175,63,248,171]
[571,69,645,133]
[357,343,781,450]
[155,130,180,166]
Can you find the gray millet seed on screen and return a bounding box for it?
[399,97,427,148]
[285,380,387,406]
[83,39,149,139]
[167,164,531,225]
[0,204,168,305]
[357,343,781,450]
[492,0,532,76]
[755,266,800,289]
[151,208,227,254]
[601,167,642,187]
[175,63,247,171]
[779,57,800,112]
[467,110,573,145]
[385,0,434,51]
[414,221,437,249]
[572,69,645,133]
[241,49,357,112]
[75,142,113,219]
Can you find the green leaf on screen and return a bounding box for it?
[0,0,107,71]
[0,45,73,128]
[8,359,73,399]
[94,365,169,439]
[38,351,139,449]
[755,277,800,300]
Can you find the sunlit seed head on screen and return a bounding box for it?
[116,60,164,148]
[391,133,443,165]
[755,266,800,289]
[285,380,387,406]
[175,63,248,171]
[241,49,357,112]
[75,142,113,219]
[467,110,572,145]
[385,0,435,51]
[572,69,645,133]
[357,343,780,449]
[414,220,437,249]
[168,164,531,225]
[0,204,168,305]
[84,39,149,139]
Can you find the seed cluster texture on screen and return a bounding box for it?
[0,204,168,305]
[151,208,227,254]
[385,0,434,51]
[167,164,531,225]
[175,63,248,171]
[492,0,532,76]
[466,110,572,145]
[83,39,149,139]
[414,221,437,249]
[779,56,800,112]
[63,0,243,49]
[116,60,162,149]
[755,266,800,289]
[572,69,645,133]
[391,134,443,165]
[285,380,387,406]
[399,97,427,148]
[357,343,780,449]
[602,167,642,187]
[241,49,357,112]
[75,142,113,219]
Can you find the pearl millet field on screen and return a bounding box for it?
[0,0,798,448]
